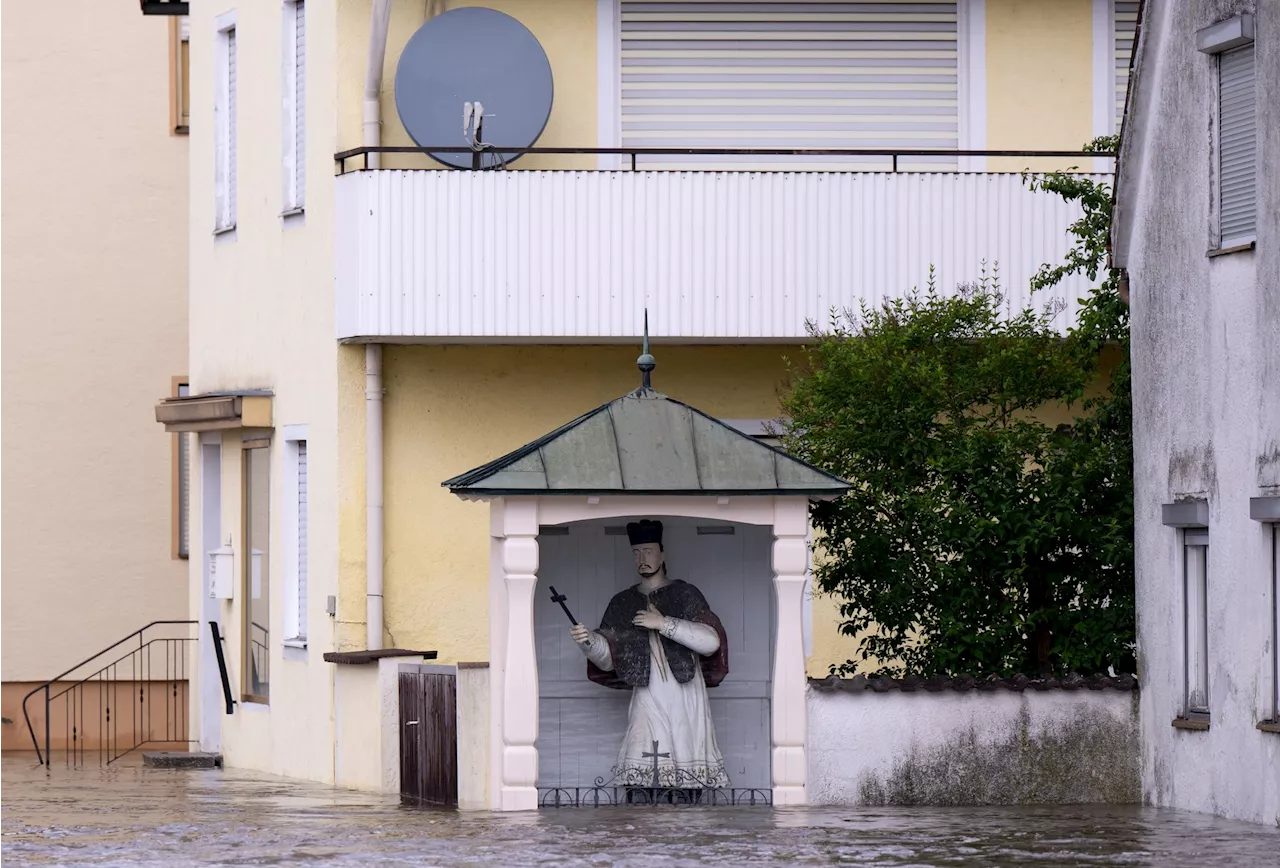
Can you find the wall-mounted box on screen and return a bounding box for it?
[209,542,235,599]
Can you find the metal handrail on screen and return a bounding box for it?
[21,620,197,766]
[334,144,1117,174]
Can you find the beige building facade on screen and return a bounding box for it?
[1,3,190,750]
[170,0,1134,804]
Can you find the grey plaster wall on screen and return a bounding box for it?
[808,687,1139,806]
[1118,0,1280,825]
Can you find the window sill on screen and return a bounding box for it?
[1257,720,1280,734]
[1207,240,1255,257]
[174,125,189,136]
[280,207,305,219]
[1171,714,1211,731]
[282,637,308,649]
[213,225,237,237]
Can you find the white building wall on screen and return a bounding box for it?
[1117,0,1280,825]
[808,684,1139,805]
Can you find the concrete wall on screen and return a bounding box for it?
[1119,0,1280,826]
[808,684,1140,805]
[0,3,188,690]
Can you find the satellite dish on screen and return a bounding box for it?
[394,7,554,169]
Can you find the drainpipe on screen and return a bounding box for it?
[364,0,393,169]
[366,344,385,650]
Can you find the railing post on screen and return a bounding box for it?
[44,685,50,773]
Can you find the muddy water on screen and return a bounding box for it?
[3,757,1277,867]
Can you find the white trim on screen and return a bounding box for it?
[484,493,814,810]
[1091,0,1114,172]
[281,0,306,213]
[595,0,620,169]
[282,425,309,646]
[959,0,986,172]
[214,11,238,233]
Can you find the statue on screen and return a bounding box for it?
[568,520,729,789]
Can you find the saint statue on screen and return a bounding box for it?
[569,520,730,788]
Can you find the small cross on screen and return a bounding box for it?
[642,739,670,788]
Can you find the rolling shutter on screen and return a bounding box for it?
[295,2,306,207]
[1219,44,1256,244]
[227,29,238,226]
[620,1,959,170]
[296,441,308,639]
[1113,2,1138,131]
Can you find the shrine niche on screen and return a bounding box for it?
[444,333,848,811]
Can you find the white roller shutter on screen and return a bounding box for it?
[295,2,306,207]
[1113,2,1138,131]
[296,441,308,639]
[228,29,238,226]
[1219,44,1256,244]
[620,1,959,170]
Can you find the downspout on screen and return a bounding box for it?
[364,0,393,169]
[366,344,385,650]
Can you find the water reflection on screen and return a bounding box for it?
[3,756,1276,866]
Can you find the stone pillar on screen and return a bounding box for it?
[771,497,810,805]
[498,499,539,810]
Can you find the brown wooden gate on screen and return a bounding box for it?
[399,668,458,806]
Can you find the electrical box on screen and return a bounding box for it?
[209,541,235,600]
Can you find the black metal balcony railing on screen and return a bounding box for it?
[334,145,1116,175]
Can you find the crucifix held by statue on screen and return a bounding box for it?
[566,520,730,789]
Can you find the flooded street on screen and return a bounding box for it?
[3,756,1277,867]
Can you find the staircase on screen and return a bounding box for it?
[21,621,198,768]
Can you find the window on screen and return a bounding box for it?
[1113,2,1139,131]
[615,1,960,171]
[215,14,238,232]
[1218,44,1256,246]
[170,16,190,133]
[172,380,191,558]
[1197,14,1256,249]
[1183,529,1210,716]
[242,439,271,703]
[1252,496,1280,729]
[282,1,306,213]
[283,428,309,646]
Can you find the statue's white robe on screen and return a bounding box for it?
[582,587,728,788]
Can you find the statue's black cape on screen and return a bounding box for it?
[587,580,729,690]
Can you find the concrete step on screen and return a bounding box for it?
[143,751,223,769]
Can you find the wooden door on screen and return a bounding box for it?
[399,668,458,805]
[535,517,774,790]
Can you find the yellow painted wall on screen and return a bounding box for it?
[0,3,188,683]
[337,0,598,171]
[985,0,1097,171]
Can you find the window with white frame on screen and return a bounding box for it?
[1252,496,1280,727]
[282,0,306,213]
[1197,14,1256,248]
[215,14,238,232]
[1183,528,1210,716]
[283,429,309,645]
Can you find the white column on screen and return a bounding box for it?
[771,497,810,805]
[498,498,539,810]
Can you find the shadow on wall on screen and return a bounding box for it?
[856,701,1140,806]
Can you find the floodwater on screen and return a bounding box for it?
[3,756,1277,867]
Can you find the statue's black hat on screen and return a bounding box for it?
[626,520,663,547]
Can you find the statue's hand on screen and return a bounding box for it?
[570,624,593,645]
[632,603,666,631]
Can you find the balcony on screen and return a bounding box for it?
[333,148,1111,343]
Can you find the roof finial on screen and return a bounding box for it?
[637,308,656,390]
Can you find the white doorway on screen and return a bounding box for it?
[198,438,223,752]
[534,517,774,790]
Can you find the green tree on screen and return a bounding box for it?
[783,137,1133,678]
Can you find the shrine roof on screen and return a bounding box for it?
[442,386,850,499]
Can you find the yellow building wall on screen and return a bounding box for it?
[337,0,598,171]
[345,343,1119,679]
[0,2,188,691]
[985,0,1097,170]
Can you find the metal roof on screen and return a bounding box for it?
[443,385,850,498]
